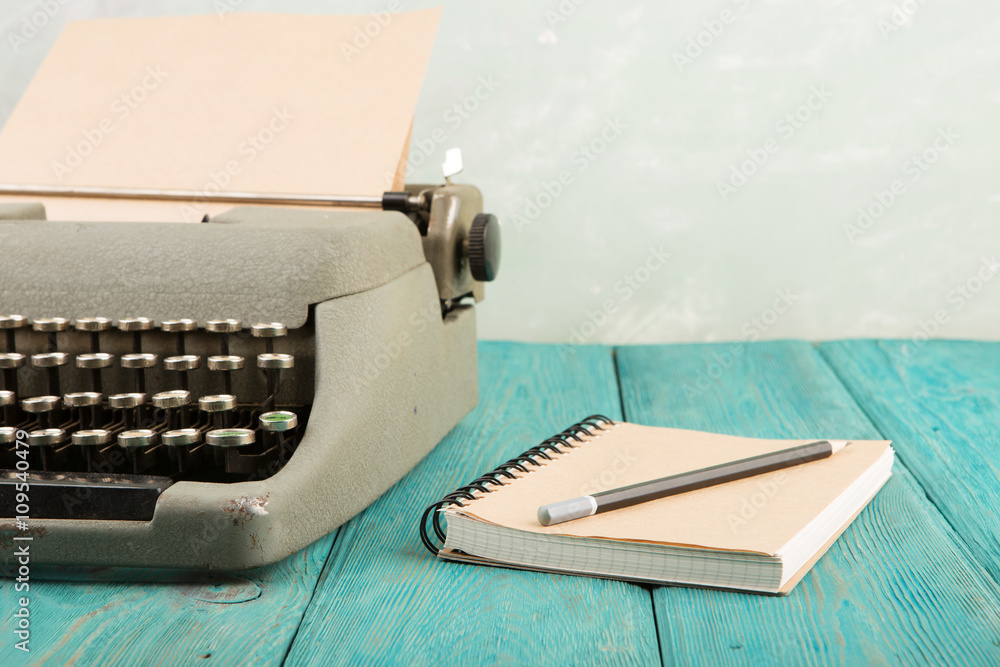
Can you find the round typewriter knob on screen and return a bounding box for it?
[207,355,245,371]
[0,352,26,369]
[109,392,146,409]
[466,213,501,282]
[206,319,243,333]
[257,353,294,369]
[152,389,191,409]
[0,426,16,444]
[260,410,298,432]
[121,352,159,369]
[0,390,15,406]
[199,394,237,412]
[164,354,201,371]
[251,323,288,338]
[118,429,158,448]
[77,352,115,369]
[161,319,198,332]
[162,428,201,446]
[28,428,66,446]
[31,352,69,368]
[64,391,103,408]
[23,395,61,412]
[73,429,112,446]
[74,317,112,331]
[117,317,154,332]
[32,317,69,332]
[0,315,27,329]
[206,428,256,448]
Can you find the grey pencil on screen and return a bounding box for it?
[537,440,849,526]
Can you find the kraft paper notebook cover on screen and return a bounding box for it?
[0,10,439,221]
[422,417,894,595]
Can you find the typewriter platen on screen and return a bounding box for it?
[0,182,500,569]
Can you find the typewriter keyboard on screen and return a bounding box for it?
[0,315,310,483]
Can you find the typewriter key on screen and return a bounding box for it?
[78,351,115,393]
[27,428,66,446]
[108,392,146,409]
[164,354,201,391]
[206,428,255,448]
[118,318,153,360]
[162,428,201,446]
[32,351,69,396]
[152,389,190,409]
[109,392,146,430]
[24,396,61,431]
[33,317,68,351]
[23,395,61,413]
[161,319,198,355]
[118,429,157,448]
[0,314,27,353]
[74,317,112,352]
[259,411,297,432]
[207,355,245,394]
[199,393,237,429]
[121,353,158,368]
[0,426,16,444]
[153,389,191,430]
[0,352,26,369]
[72,429,112,447]
[251,322,287,353]
[207,319,242,356]
[64,391,102,407]
[0,390,13,406]
[122,352,158,394]
[77,352,115,368]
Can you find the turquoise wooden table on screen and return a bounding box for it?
[3,341,1000,666]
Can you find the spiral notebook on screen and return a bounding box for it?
[420,417,894,595]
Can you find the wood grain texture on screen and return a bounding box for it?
[819,340,1000,583]
[0,533,337,667]
[616,341,1000,666]
[283,342,661,666]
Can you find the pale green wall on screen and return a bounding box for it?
[2,0,997,344]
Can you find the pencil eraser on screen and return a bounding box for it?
[537,496,597,526]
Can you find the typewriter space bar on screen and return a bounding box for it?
[0,471,173,521]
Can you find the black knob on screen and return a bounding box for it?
[467,213,501,282]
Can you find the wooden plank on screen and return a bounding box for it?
[283,342,661,666]
[820,340,1000,582]
[616,341,1000,665]
[0,534,336,666]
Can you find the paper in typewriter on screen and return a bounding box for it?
[456,423,891,556]
[0,10,439,221]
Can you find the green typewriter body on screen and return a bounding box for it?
[0,183,500,570]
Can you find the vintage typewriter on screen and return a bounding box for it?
[0,178,501,569]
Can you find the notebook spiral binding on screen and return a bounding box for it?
[418,414,615,555]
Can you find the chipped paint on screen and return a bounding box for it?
[222,494,270,529]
